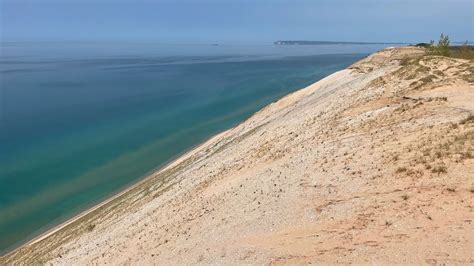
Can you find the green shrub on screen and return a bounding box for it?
[436,33,450,56]
[427,33,451,57]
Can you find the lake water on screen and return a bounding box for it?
[0,42,388,254]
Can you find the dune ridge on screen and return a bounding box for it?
[2,46,473,265]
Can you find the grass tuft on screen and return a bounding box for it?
[395,167,407,173]
[87,223,96,232]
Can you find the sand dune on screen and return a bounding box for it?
[2,47,473,265]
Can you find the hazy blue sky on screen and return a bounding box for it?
[1,0,473,44]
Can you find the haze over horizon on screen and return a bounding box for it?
[1,0,473,44]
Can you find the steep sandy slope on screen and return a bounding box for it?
[2,47,473,265]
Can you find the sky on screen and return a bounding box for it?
[1,0,473,44]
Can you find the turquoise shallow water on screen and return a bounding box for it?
[0,42,386,254]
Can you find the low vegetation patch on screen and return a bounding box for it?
[415,34,474,60]
[87,223,96,232]
[450,42,474,60]
[395,167,407,173]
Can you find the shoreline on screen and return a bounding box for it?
[2,58,356,258]
[0,53,371,258]
[1,128,231,258]
[4,46,474,264]
[2,65,353,259]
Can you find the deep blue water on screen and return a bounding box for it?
[0,42,387,254]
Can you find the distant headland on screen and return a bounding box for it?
[274,40,406,45]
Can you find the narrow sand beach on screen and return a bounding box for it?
[2,46,473,265]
